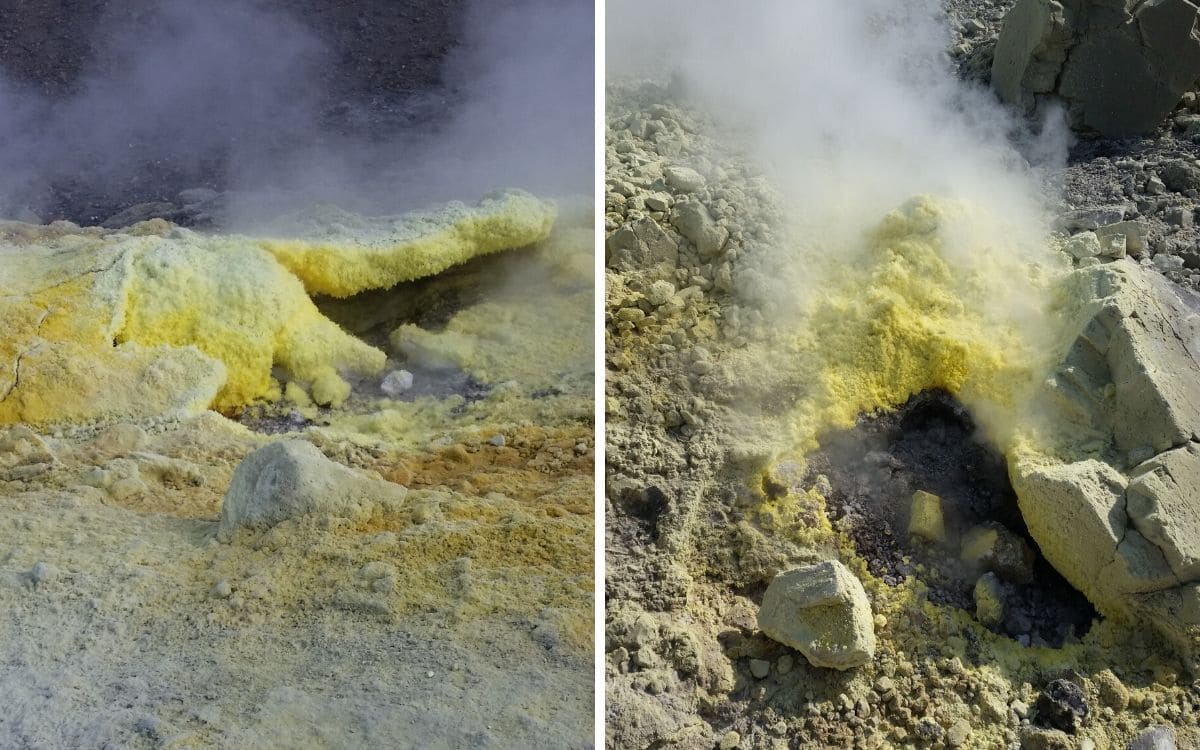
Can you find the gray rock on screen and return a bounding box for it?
[102,201,179,229]
[1128,725,1178,750]
[1061,205,1130,232]
[961,523,1037,583]
[670,202,728,259]
[1164,206,1194,228]
[606,217,679,267]
[1154,253,1186,273]
[380,369,414,396]
[1095,221,1147,258]
[748,658,770,678]
[993,0,1200,136]
[1034,678,1088,732]
[1063,231,1101,261]
[757,560,875,670]
[177,188,220,207]
[663,166,707,192]
[218,440,407,541]
[1014,260,1200,670]
[1161,160,1200,193]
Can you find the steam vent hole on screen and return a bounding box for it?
[804,390,1097,647]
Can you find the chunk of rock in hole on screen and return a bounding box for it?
[757,560,875,670]
[380,369,414,397]
[961,523,1036,583]
[217,440,407,542]
[908,490,947,545]
[974,572,1006,629]
[1034,678,1088,733]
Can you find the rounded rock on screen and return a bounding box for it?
[757,560,875,670]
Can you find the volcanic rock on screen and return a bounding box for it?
[1160,160,1200,194]
[1127,445,1200,581]
[974,572,1007,628]
[757,560,876,670]
[992,0,1200,136]
[1034,678,1088,733]
[606,216,679,267]
[217,440,407,541]
[908,489,948,544]
[962,523,1036,583]
[102,201,179,229]
[669,201,728,260]
[1013,259,1200,668]
[663,166,706,193]
[1129,725,1179,750]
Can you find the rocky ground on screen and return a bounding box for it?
[604,3,1200,746]
[0,195,595,748]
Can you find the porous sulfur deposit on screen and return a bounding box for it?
[767,196,1058,458]
[0,233,227,424]
[258,190,557,298]
[0,193,557,423]
[118,232,386,410]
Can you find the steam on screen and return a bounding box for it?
[608,0,1076,449]
[608,0,1069,277]
[0,0,593,227]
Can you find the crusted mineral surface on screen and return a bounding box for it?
[0,190,553,420]
[0,196,594,748]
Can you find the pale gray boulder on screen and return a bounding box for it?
[218,440,406,541]
[1012,260,1200,668]
[757,560,875,670]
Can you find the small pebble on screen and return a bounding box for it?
[380,370,414,397]
[30,561,52,584]
[749,659,770,679]
[359,561,398,580]
[947,719,970,747]
[488,434,506,447]
[776,654,794,675]
[211,579,232,598]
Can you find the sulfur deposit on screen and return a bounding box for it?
[0,194,593,748]
[605,81,1200,750]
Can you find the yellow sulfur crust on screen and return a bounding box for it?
[780,196,1054,457]
[259,191,557,298]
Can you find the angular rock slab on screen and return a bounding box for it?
[757,560,875,670]
[218,440,407,542]
[1012,260,1200,669]
[258,190,557,298]
[993,0,1200,136]
[1128,444,1200,581]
